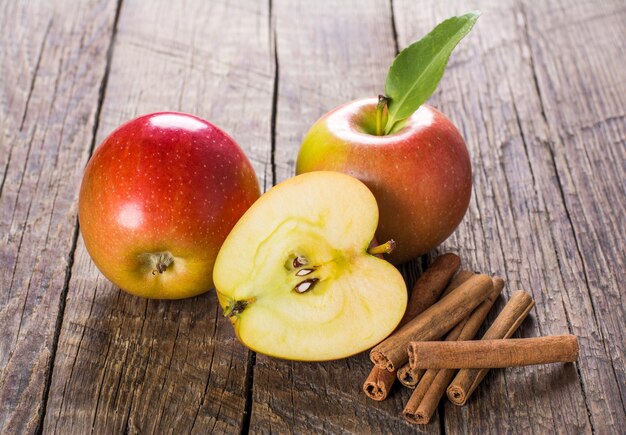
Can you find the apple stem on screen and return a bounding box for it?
[376,95,389,136]
[368,239,396,256]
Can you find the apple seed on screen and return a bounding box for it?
[293,256,308,268]
[295,268,314,276]
[294,278,319,294]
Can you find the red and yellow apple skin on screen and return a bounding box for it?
[78,112,260,299]
[296,98,471,264]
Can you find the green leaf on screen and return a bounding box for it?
[384,11,480,134]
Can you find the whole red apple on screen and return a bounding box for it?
[79,112,260,299]
[296,98,471,264]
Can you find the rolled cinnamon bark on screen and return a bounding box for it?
[362,253,460,400]
[409,336,579,369]
[402,253,462,320]
[442,270,475,297]
[362,368,396,401]
[402,369,438,418]
[447,290,535,406]
[370,274,493,372]
[397,366,424,389]
[408,369,454,424]
[403,278,504,424]
[397,270,474,389]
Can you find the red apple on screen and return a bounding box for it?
[79,112,260,299]
[296,98,471,264]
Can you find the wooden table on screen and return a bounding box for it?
[1,0,624,433]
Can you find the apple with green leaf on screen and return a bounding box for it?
[213,171,407,360]
[297,12,479,264]
[79,112,260,299]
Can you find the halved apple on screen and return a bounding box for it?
[213,171,408,361]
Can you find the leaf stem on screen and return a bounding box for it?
[376,95,389,136]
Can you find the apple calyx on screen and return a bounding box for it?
[139,251,175,276]
[224,299,254,318]
[367,239,396,256]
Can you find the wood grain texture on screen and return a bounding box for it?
[1,0,623,432]
[43,0,274,433]
[249,0,432,433]
[394,0,624,432]
[522,1,626,428]
[0,0,118,433]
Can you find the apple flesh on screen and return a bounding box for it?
[213,171,407,361]
[296,98,472,264]
[78,112,260,299]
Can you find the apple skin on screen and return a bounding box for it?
[296,98,471,264]
[78,112,260,299]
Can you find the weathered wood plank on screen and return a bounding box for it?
[522,1,626,429]
[249,0,432,433]
[0,0,118,432]
[43,0,274,433]
[394,0,624,432]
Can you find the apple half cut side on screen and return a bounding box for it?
[213,171,408,361]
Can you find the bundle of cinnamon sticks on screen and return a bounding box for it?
[363,253,579,425]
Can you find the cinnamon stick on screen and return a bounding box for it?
[362,368,397,401]
[370,274,493,372]
[409,335,579,369]
[397,270,474,389]
[402,369,438,417]
[447,290,535,406]
[396,365,424,389]
[362,253,460,400]
[442,270,476,298]
[403,278,504,424]
[406,368,454,424]
[402,253,462,321]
